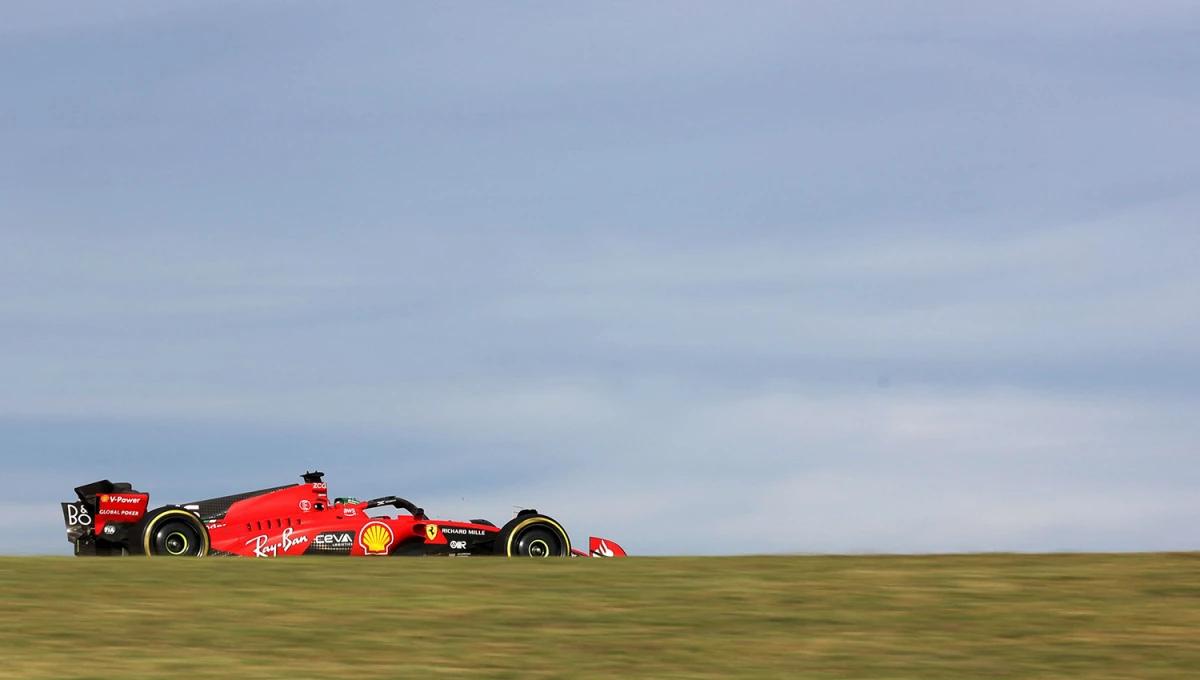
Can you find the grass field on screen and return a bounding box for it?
[2,553,1199,679]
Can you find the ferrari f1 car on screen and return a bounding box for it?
[62,471,627,558]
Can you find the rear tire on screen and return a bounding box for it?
[494,514,570,557]
[140,508,209,556]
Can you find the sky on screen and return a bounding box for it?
[1,1,1198,555]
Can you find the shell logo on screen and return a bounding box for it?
[359,521,394,555]
[100,495,109,503]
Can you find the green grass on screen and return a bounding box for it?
[2,553,1200,678]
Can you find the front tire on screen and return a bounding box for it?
[140,508,209,556]
[495,514,570,557]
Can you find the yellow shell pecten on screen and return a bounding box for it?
[360,522,393,554]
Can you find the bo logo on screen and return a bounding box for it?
[66,504,92,526]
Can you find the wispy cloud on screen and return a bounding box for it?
[1,2,1197,554]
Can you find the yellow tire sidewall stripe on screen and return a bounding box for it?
[142,509,210,556]
[505,516,570,557]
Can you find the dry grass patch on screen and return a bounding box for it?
[1,553,1199,678]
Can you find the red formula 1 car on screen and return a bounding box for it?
[62,471,627,558]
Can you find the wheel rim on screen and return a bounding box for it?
[514,526,564,557]
[165,531,189,555]
[152,519,201,556]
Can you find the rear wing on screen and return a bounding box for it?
[62,480,149,555]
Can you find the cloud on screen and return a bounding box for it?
[13,378,1199,556]
[0,504,69,555]
[487,386,1200,555]
[0,2,1198,556]
[0,1,211,38]
[481,193,1200,371]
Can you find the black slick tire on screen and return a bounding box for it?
[138,508,210,557]
[494,514,571,557]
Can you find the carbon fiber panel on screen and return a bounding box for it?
[188,484,297,521]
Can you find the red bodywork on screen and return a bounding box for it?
[206,482,498,557]
[93,493,149,537]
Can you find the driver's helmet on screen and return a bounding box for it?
[333,497,359,505]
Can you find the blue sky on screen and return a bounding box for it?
[2,1,1198,555]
